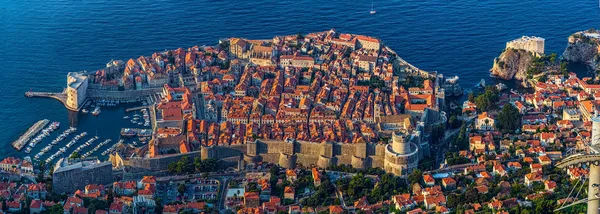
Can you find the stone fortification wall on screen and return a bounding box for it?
[245,138,420,176]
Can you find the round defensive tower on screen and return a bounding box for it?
[384,131,420,176]
[392,131,411,155]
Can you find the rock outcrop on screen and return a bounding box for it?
[563,31,600,70]
[490,48,534,80]
[563,41,597,63]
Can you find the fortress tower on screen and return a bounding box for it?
[506,36,545,56]
[65,72,88,111]
[384,131,420,176]
[392,131,411,154]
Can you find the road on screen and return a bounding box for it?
[432,127,462,168]
[217,177,231,213]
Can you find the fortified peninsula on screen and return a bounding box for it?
[26,29,454,179]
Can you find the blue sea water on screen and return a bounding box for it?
[0,0,599,159]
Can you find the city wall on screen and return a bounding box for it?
[246,139,389,169]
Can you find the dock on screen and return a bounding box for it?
[125,105,152,112]
[12,119,49,151]
[120,128,152,137]
[24,89,79,111]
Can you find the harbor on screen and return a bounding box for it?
[6,99,155,164]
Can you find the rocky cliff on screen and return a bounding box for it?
[563,41,597,63]
[563,31,600,70]
[490,48,534,80]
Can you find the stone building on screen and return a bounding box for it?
[66,72,88,110]
[105,60,125,75]
[52,158,113,194]
[245,130,421,176]
[506,36,545,56]
[383,131,420,176]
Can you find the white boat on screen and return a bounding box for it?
[370,3,376,14]
[495,83,507,91]
[124,116,130,119]
[82,109,89,114]
[476,79,486,88]
[91,107,101,116]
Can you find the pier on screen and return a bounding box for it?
[125,105,152,112]
[120,128,152,137]
[12,119,49,151]
[24,89,77,111]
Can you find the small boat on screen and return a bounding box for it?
[82,109,89,114]
[475,79,486,88]
[91,107,101,116]
[495,83,507,91]
[124,116,130,119]
[370,3,376,14]
[121,128,137,137]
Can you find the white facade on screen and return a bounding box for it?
[506,36,545,56]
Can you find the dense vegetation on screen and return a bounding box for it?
[167,157,220,174]
[497,103,522,133]
[474,86,499,112]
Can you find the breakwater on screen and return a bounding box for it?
[12,119,49,151]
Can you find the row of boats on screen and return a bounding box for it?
[69,136,99,158]
[97,100,120,107]
[34,127,77,159]
[24,122,60,154]
[101,139,123,156]
[82,139,112,159]
[34,131,86,161]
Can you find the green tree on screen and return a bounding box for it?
[178,183,186,195]
[474,86,499,112]
[468,92,475,103]
[561,61,568,76]
[448,115,461,129]
[69,152,81,159]
[454,124,469,150]
[37,160,46,182]
[41,204,63,214]
[498,104,521,133]
[407,169,423,186]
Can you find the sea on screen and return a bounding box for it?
[0,0,599,160]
